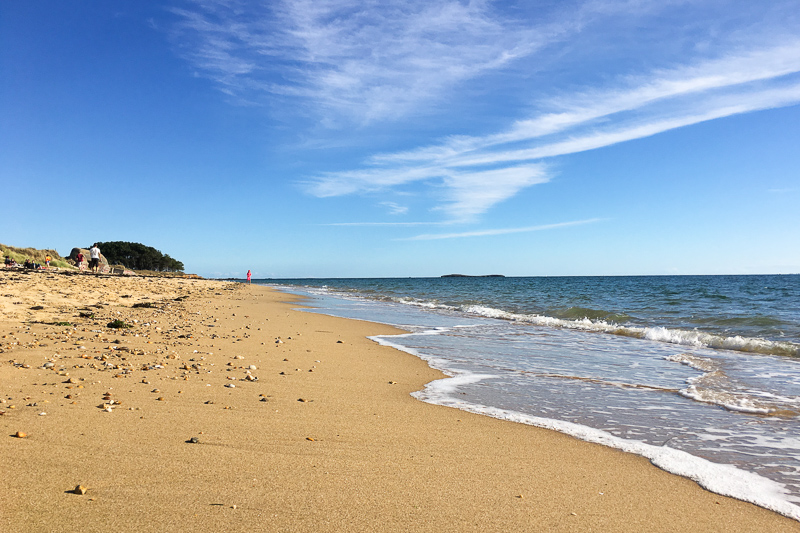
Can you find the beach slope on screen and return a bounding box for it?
[1,270,797,532]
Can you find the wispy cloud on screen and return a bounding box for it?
[323,221,448,227]
[380,201,409,215]
[404,218,604,240]
[305,41,800,220]
[171,2,800,223]
[171,0,560,122]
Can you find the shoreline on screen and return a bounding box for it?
[1,270,798,531]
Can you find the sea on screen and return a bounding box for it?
[256,275,800,520]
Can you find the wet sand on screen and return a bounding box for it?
[1,269,798,532]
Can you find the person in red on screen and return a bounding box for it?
[76,252,85,271]
[246,270,251,284]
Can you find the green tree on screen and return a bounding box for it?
[97,241,185,272]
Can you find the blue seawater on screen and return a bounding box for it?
[258,275,800,520]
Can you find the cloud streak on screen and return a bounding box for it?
[305,40,800,220]
[171,2,800,223]
[404,218,604,240]
[171,0,559,122]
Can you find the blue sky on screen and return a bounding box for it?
[2,0,799,278]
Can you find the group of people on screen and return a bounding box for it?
[75,244,102,273]
[2,244,103,273]
[3,255,49,269]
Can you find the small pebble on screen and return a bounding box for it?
[186,437,200,444]
[72,485,88,495]
[14,431,27,438]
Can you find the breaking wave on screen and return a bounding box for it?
[458,304,799,357]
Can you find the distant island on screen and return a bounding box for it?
[441,274,505,278]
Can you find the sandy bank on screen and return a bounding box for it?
[1,270,797,532]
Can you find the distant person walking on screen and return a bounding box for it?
[89,244,101,273]
[247,270,251,284]
[76,251,85,271]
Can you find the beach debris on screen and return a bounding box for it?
[234,355,244,359]
[43,362,55,369]
[13,431,27,438]
[186,437,200,444]
[248,365,257,370]
[244,375,257,381]
[71,485,88,495]
[388,381,397,385]
[298,398,307,402]
[225,384,235,388]
[305,437,316,441]
[336,340,343,344]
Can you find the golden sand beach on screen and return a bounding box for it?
[1,269,798,532]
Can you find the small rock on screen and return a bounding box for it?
[72,485,88,495]
[248,365,257,370]
[186,437,200,444]
[14,431,27,438]
[225,384,235,388]
[306,437,315,441]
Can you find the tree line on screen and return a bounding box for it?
[97,241,184,272]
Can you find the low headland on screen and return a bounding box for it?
[1,267,798,531]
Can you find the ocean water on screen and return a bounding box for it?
[258,275,800,520]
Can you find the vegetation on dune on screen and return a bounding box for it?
[96,241,184,272]
[0,244,74,269]
[1,242,195,277]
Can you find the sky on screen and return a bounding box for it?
[2,0,799,278]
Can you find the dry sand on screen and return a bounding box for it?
[1,269,798,532]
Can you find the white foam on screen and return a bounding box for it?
[665,353,791,415]
[460,305,799,357]
[413,372,800,521]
